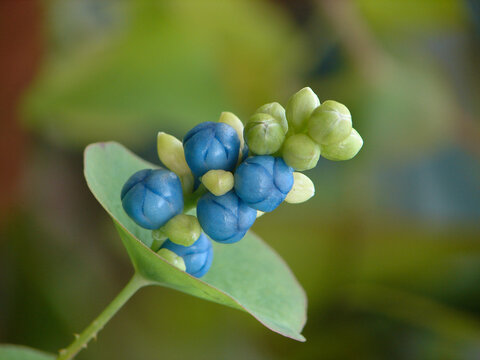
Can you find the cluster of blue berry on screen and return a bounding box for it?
[121,88,363,277]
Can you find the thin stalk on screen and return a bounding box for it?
[183,183,207,213]
[57,273,149,360]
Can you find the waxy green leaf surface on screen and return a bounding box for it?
[0,345,54,360]
[84,142,307,341]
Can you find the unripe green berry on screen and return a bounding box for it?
[286,87,320,132]
[157,132,194,194]
[285,172,315,204]
[157,248,186,271]
[218,112,245,161]
[244,113,286,155]
[282,134,320,171]
[255,102,288,133]
[162,214,202,246]
[308,100,352,145]
[321,128,363,161]
[202,169,234,196]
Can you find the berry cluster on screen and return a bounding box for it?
[120,88,363,277]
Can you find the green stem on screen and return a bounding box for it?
[57,273,149,360]
[183,184,207,213]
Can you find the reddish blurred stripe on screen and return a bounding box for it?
[0,0,42,224]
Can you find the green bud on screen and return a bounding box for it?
[157,248,186,272]
[162,214,202,246]
[255,102,288,133]
[151,228,167,251]
[282,134,320,171]
[285,172,315,204]
[244,113,286,155]
[321,128,363,161]
[157,132,194,194]
[218,112,245,161]
[286,87,320,132]
[308,100,352,145]
[202,169,234,196]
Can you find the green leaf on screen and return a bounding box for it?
[84,142,307,341]
[0,345,55,360]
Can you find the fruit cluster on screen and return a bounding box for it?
[120,87,363,277]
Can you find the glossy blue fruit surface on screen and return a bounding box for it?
[234,156,293,212]
[121,169,183,229]
[197,191,256,244]
[240,143,250,162]
[183,122,240,177]
[161,233,213,277]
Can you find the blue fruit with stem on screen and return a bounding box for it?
[160,232,213,277]
[234,156,294,212]
[121,169,183,229]
[183,122,240,177]
[197,191,256,244]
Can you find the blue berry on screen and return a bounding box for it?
[160,233,213,277]
[197,191,256,244]
[234,156,294,212]
[121,169,183,229]
[183,122,240,177]
[240,142,250,162]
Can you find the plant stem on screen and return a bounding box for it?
[183,184,207,213]
[57,273,149,360]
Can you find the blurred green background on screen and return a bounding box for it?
[1,0,479,359]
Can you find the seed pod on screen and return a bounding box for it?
[255,102,288,133]
[282,134,320,171]
[160,233,213,278]
[121,169,183,229]
[286,87,320,132]
[234,156,294,212]
[183,122,240,177]
[202,169,234,196]
[321,128,363,161]
[244,113,285,155]
[197,191,256,244]
[157,132,194,194]
[285,173,315,204]
[161,214,202,247]
[157,248,186,272]
[308,100,352,145]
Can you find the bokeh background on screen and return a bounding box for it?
[1,0,479,359]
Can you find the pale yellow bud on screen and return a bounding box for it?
[202,169,234,196]
[162,214,201,246]
[321,128,363,161]
[286,87,320,132]
[285,172,315,204]
[157,132,194,194]
[218,112,245,162]
[157,248,186,271]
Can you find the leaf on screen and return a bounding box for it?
[84,142,307,341]
[0,345,55,360]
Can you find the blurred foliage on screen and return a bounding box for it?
[357,0,466,36]
[22,0,307,148]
